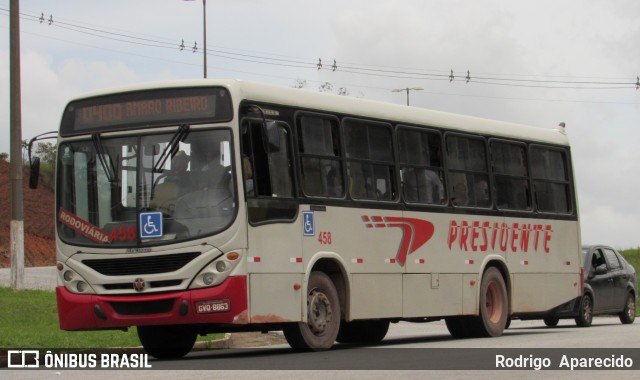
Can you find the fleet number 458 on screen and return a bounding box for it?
[317,231,332,245]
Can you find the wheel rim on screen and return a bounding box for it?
[307,289,333,336]
[583,297,592,321]
[626,296,636,320]
[485,282,503,323]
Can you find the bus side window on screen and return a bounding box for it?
[530,146,572,214]
[398,126,446,205]
[343,118,397,202]
[296,114,344,198]
[490,140,531,211]
[445,134,491,208]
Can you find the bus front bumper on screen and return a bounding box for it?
[56,275,248,331]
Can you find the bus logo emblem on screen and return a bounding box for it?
[362,216,435,267]
[133,278,146,292]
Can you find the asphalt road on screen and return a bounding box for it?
[2,317,639,378]
[2,268,638,378]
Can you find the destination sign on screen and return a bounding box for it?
[61,87,233,135]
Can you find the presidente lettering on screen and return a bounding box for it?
[448,220,553,253]
[58,207,111,244]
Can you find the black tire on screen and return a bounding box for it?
[619,292,636,324]
[283,271,341,351]
[543,317,560,327]
[574,294,593,327]
[475,267,509,337]
[504,316,511,329]
[336,320,390,344]
[137,325,197,359]
[445,316,475,339]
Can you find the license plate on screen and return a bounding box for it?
[195,299,230,314]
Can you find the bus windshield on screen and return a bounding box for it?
[56,128,235,247]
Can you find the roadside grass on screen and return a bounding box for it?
[0,287,222,348]
[620,248,640,314]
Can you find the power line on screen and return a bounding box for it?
[1,7,638,92]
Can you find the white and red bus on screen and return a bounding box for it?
[43,79,582,358]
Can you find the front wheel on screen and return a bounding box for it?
[137,325,197,359]
[619,292,636,324]
[574,294,593,327]
[283,271,341,351]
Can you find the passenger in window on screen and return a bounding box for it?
[348,163,368,199]
[326,167,343,197]
[425,169,445,204]
[452,182,469,206]
[474,179,490,207]
[243,155,254,196]
[404,168,444,204]
[150,151,190,215]
[165,150,190,184]
[198,144,229,191]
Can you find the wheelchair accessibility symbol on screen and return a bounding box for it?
[302,211,315,236]
[139,212,163,239]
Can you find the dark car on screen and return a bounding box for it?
[544,245,637,327]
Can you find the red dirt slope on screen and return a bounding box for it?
[0,160,56,267]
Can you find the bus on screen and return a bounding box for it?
[36,79,583,358]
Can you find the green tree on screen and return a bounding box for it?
[35,142,57,192]
[35,142,57,164]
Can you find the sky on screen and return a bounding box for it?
[1,0,639,248]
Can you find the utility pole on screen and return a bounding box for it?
[184,0,207,78]
[10,0,24,290]
[391,87,424,106]
[203,0,207,78]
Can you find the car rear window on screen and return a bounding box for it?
[603,248,622,270]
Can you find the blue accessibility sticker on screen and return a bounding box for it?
[139,211,163,239]
[302,211,315,236]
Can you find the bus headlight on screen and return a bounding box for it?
[76,281,89,293]
[63,270,75,282]
[189,251,242,290]
[57,263,95,294]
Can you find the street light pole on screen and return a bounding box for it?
[202,0,207,78]
[184,0,207,78]
[391,87,424,106]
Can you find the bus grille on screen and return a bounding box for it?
[82,252,201,276]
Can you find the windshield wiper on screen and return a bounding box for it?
[152,124,190,173]
[91,133,117,183]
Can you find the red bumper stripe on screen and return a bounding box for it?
[56,276,248,330]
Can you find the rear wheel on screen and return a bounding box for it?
[445,316,475,338]
[337,320,390,344]
[574,294,593,327]
[137,325,197,359]
[543,317,560,327]
[475,267,509,337]
[619,292,636,324]
[283,271,341,351]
